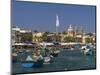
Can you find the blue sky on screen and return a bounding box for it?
[11,1,96,33]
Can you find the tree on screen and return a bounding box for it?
[15,31,21,43]
[21,33,32,43]
[56,34,61,42]
[85,37,93,43]
[62,31,67,35]
[64,36,75,42]
[42,32,48,42]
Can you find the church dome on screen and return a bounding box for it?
[67,25,74,32]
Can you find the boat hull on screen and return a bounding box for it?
[50,53,58,57]
[21,59,44,68]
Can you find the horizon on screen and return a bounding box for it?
[11,0,96,33]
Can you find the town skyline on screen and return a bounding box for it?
[12,1,96,33]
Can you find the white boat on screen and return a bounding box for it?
[26,56,34,61]
[21,56,34,68]
[44,57,51,64]
[81,45,93,55]
[83,48,90,55]
[81,45,87,50]
[54,50,60,54]
[21,55,44,68]
[70,48,74,51]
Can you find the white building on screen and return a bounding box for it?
[12,26,32,45]
[12,27,21,45]
[67,25,75,37]
[32,32,44,43]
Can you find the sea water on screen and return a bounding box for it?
[12,49,96,74]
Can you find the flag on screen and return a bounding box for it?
[56,14,60,27]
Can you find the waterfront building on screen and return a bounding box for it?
[60,34,67,42]
[12,27,21,44]
[32,32,43,43]
[75,33,83,43]
[74,26,83,43]
[20,29,32,43]
[47,33,55,42]
[12,26,32,45]
[82,33,96,44]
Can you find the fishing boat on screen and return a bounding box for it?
[21,55,44,68]
[43,47,53,64]
[81,45,93,55]
[81,45,87,50]
[50,49,60,57]
[32,50,44,67]
[70,48,74,51]
[50,42,61,57]
[43,57,51,64]
[20,47,44,68]
[21,56,34,68]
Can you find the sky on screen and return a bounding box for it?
[11,0,96,33]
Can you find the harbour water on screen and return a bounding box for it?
[12,49,96,74]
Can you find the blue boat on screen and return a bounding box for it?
[21,59,44,68]
[21,61,34,68]
[21,55,44,68]
[21,56,34,68]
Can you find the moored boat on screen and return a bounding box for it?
[81,45,94,55]
[21,56,34,68]
[50,50,60,57]
[12,53,17,63]
[50,46,60,57]
[21,55,44,68]
[43,56,51,64]
[32,49,44,67]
